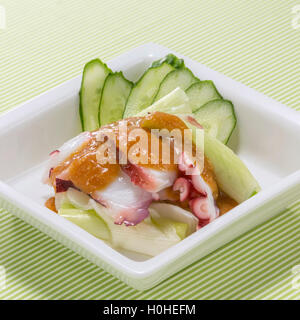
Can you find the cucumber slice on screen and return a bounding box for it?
[193,99,236,144]
[153,68,199,102]
[99,72,133,125]
[123,62,175,118]
[151,53,185,69]
[186,81,221,112]
[137,88,191,116]
[79,59,111,131]
[204,133,261,203]
[181,116,260,203]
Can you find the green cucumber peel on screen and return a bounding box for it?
[151,53,185,69]
[79,59,112,131]
[99,71,133,125]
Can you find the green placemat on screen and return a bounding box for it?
[0,0,299,300]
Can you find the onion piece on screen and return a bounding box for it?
[55,192,68,211]
[55,178,75,193]
[150,202,198,235]
[66,188,93,210]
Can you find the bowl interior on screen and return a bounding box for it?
[0,45,299,262]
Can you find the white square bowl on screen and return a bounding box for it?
[0,43,299,291]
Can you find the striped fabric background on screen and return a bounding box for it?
[0,0,299,300]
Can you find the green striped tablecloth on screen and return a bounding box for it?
[0,0,299,300]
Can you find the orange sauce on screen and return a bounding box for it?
[45,197,57,213]
[141,111,187,132]
[217,192,238,215]
[48,112,236,215]
[50,132,120,194]
[68,155,120,194]
[201,158,218,200]
[141,113,236,212]
[162,186,181,202]
[118,127,178,172]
